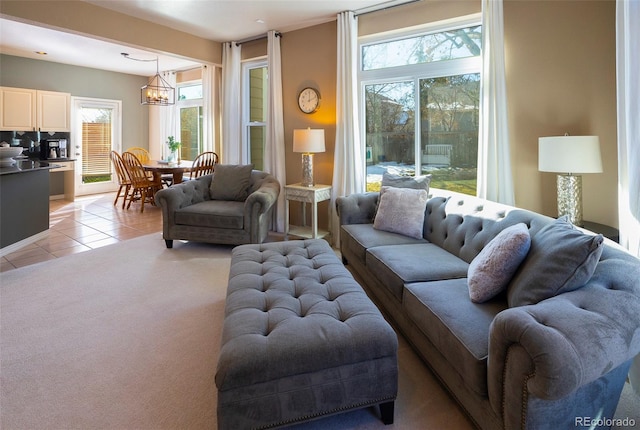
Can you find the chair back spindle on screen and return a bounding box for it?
[190,152,219,179]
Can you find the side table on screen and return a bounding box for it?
[582,221,620,243]
[285,183,332,240]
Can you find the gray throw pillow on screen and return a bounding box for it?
[507,217,604,307]
[468,223,531,303]
[382,172,431,192]
[373,186,428,239]
[209,164,254,201]
[376,173,432,218]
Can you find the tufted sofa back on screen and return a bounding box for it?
[176,170,280,203]
[424,190,554,263]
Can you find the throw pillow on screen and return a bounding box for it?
[373,186,428,239]
[209,164,254,201]
[467,223,531,303]
[382,172,431,192]
[375,173,432,219]
[507,217,604,307]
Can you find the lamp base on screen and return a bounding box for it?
[557,174,583,226]
[301,153,314,187]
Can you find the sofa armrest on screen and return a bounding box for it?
[244,176,280,241]
[335,192,379,225]
[488,251,640,415]
[155,175,212,224]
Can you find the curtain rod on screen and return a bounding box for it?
[235,31,281,46]
[354,0,422,16]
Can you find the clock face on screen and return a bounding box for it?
[298,87,320,114]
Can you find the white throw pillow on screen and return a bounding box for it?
[373,186,428,240]
[467,223,531,303]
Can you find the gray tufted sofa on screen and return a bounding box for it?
[215,239,398,429]
[155,171,280,247]
[336,188,640,430]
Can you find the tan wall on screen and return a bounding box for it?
[281,23,337,227]
[504,0,617,226]
[231,28,337,228]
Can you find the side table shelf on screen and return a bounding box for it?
[582,221,620,243]
[285,183,332,240]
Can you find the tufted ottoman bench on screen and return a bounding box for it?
[215,239,398,429]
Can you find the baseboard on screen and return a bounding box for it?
[0,230,49,257]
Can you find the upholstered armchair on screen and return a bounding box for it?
[155,166,280,248]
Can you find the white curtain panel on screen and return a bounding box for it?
[202,64,216,153]
[159,71,177,160]
[331,11,364,247]
[221,42,242,164]
[265,30,286,232]
[616,0,640,396]
[477,0,515,205]
[617,0,640,257]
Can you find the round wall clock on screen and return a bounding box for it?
[298,87,320,114]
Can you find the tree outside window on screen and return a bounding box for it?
[361,21,481,194]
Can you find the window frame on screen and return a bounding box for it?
[241,58,268,167]
[358,14,482,190]
[176,79,204,160]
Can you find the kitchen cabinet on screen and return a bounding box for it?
[37,90,71,132]
[0,160,54,249]
[49,160,75,201]
[0,87,35,131]
[0,87,71,132]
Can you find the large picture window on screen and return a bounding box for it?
[361,17,481,194]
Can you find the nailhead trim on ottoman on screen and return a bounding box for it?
[215,239,398,429]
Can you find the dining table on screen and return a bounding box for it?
[142,160,194,185]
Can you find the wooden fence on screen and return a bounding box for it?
[82,123,112,179]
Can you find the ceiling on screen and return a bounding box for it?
[0,0,417,77]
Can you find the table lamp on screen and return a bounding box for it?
[538,134,602,226]
[293,128,325,187]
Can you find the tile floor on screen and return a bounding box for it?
[1,192,162,272]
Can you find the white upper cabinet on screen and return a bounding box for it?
[36,90,71,132]
[0,87,71,132]
[0,87,36,131]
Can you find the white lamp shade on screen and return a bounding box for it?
[293,128,325,153]
[538,135,603,174]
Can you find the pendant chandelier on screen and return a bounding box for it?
[122,53,175,106]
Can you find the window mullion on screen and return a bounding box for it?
[414,77,421,174]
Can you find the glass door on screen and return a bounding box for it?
[72,98,122,196]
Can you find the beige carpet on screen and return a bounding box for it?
[1,234,637,429]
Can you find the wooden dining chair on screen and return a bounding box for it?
[189,151,219,179]
[121,152,162,213]
[124,146,170,186]
[125,147,150,163]
[110,151,131,209]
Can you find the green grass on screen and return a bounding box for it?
[83,175,111,183]
[429,179,477,195]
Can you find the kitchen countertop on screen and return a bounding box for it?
[0,158,65,176]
